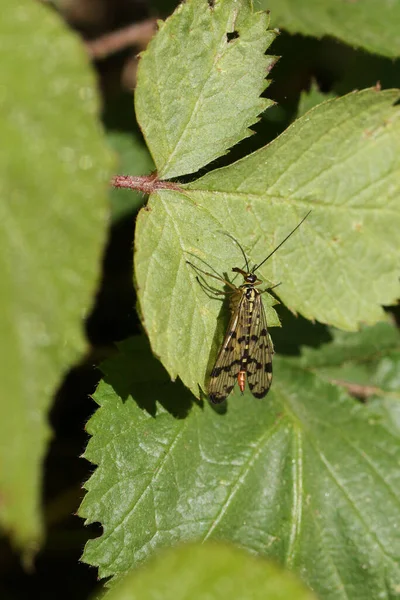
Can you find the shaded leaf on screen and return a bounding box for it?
[0,0,112,551]
[298,321,400,434]
[262,0,400,59]
[299,320,400,376]
[80,337,400,600]
[297,81,336,118]
[135,0,276,178]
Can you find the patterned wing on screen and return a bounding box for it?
[246,291,273,399]
[208,292,247,404]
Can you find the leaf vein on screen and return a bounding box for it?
[201,417,283,541]
[96,421,187,559]
[161,15,233,175]
[313,443,395,562]
[285,426,303,568]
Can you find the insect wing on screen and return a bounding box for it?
[208,293,245,403]
[246,292,273,398]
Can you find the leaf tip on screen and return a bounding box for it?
[267,55,280,73]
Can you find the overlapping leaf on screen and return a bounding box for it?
[297,321,400,434]
[0,0,112,551]
[135,89,400,395]
[103,543,316,600]
[297,82,336,118]
[80,337,400,599]
[261,0,400,58]
[187,89,400,328]
[135,0,276,178]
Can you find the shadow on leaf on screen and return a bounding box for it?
[272,304,332,355]
[100,336,195,419]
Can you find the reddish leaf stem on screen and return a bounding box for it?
[111,175,182,194]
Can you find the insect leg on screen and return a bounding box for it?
[194,275,233,299]
[186,261,237,290]
[259,282,282,294]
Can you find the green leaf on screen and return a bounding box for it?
[135,0,276,179]
[260,0,400,58]
[80,337,400,599]
[297,321,400,434]
[185,89,400,329]
[297,81,336,119]
[0,0,113,552]
[135,89,400,396]
[134,190,280,396]
[103,543,316,600]
[299,320,400,377]
[108,131,154,222]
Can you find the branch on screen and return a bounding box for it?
[86,19,157,60]
[330,379,381,401]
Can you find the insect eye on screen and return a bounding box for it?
[246,274,257,283]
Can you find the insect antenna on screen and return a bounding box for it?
[220,232,250,272]
[252,210,311,273]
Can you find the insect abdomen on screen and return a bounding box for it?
[237,287,256,394]
[238,370,246,393]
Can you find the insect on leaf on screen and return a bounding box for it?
[190,212,311,403]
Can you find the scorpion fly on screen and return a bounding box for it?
[188,212,310,403]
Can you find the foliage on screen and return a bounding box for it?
[263,0,400,59]
[0,0,113,554]
[102,543,317,600]
[80,333,400,598]
[1,0,400,599]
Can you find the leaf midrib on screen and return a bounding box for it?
[158,8,244,177]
